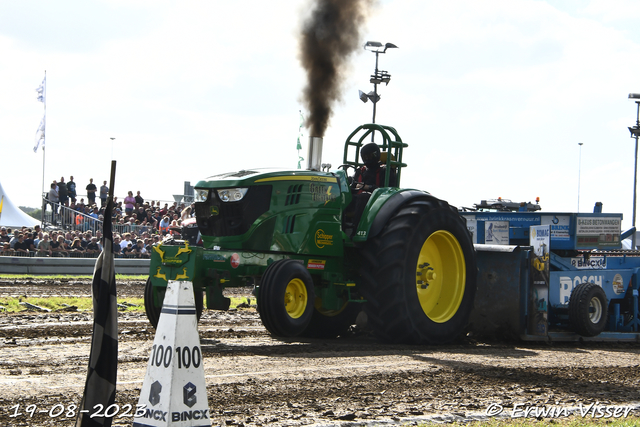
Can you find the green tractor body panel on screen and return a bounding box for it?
[352,188,430,242]
[194,169,349,257]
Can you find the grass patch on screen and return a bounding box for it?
[0,274,147,280]
[0,295,253,313]
[0,296,145,313]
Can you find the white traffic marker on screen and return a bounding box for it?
[133,281,210,427]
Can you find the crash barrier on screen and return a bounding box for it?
[0,255,149,275]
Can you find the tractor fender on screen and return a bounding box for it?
[353,189,432,242]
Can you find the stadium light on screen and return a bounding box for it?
[359,41,398,128]
[628,94,640,248]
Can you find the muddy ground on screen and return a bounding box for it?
[0,279,639,426]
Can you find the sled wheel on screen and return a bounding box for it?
[302,299,361,338]
[257,259,315,337]
[569,282,608,337]
[360,196,477,344]
[144,278,203,329]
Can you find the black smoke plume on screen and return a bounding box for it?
[300,0,373,137]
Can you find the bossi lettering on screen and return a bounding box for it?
[315,229,333,248]
[149,345,202,369]
[559,275,603,304]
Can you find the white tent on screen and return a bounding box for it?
[0,181,40,228]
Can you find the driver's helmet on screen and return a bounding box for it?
[360,143,381,167]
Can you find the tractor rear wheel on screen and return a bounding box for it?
[569,282,608,337]
[302,300,361,338]
[257,259,315,337]
[144,278,203,329]
[360,197,476,344]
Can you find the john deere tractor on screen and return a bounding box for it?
[145,124,477,344]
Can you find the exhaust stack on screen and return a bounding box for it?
[306,136,323,171]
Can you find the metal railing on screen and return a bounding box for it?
[0,255,150,275]
[41,196,162,237]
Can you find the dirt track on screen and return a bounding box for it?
[1,280,639,426]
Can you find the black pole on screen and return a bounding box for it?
[633,102,639,249]
[371,51,379,142]
[108,161,116,203]
[372,51,379,125]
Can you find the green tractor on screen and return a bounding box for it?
[145,124,477,344]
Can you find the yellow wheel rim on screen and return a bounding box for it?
[416,230,466,323]
[284,278,308,319]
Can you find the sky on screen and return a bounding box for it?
[2,0,640,229]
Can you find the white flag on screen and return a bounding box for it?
[36,76,45,103]
[34,116,45,152]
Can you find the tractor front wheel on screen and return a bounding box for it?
[257,259,315,337]
[360,197,477,344]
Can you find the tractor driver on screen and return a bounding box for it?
[347,142,397,236]
[351,142,397,193]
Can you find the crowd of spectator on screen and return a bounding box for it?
[7,177,196,258]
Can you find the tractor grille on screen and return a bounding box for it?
[285,184,304,206]
[195,186,272,237]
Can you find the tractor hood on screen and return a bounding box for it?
[195,168,339,189]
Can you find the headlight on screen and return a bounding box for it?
[217,188,248,202]
[194,189,209,202]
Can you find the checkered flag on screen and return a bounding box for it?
[76,197,118,427]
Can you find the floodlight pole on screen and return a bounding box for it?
[628,94,640,249]
[577,142,583,213]
[634,101,639,230]
[362,42,397,142]
[371,51,380,125]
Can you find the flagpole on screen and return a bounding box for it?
[108,160,116,203]
[76,159,118,427]
[40,71,47,226]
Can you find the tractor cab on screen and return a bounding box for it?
[340,123,408,189]
[339,124,408,238]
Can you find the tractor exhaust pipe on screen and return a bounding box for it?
[307,136,323,171]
